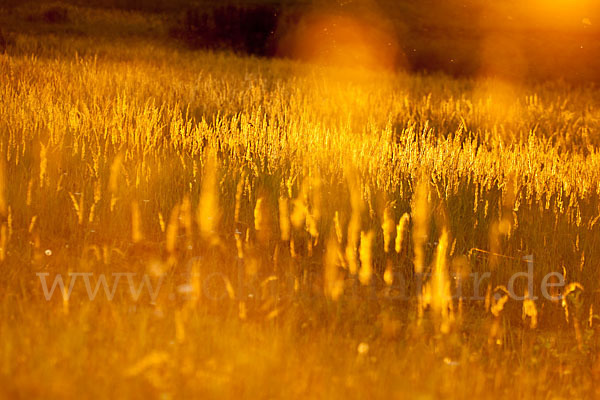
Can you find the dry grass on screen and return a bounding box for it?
[1,4,600,399]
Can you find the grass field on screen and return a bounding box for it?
[2,2,600,399]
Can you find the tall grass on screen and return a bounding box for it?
[1,5,600,399]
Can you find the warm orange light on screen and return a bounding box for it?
[479,34,526,80]
[281,12,401,71]
[523,0,594,29]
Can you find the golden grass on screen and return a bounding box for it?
[1,6,600,399]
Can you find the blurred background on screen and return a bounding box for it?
[2,0,600,82]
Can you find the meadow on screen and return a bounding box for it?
[1,3,600,399]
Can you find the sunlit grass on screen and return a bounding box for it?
[1,4,600,399]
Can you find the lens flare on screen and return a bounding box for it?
[281,11,401,71]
